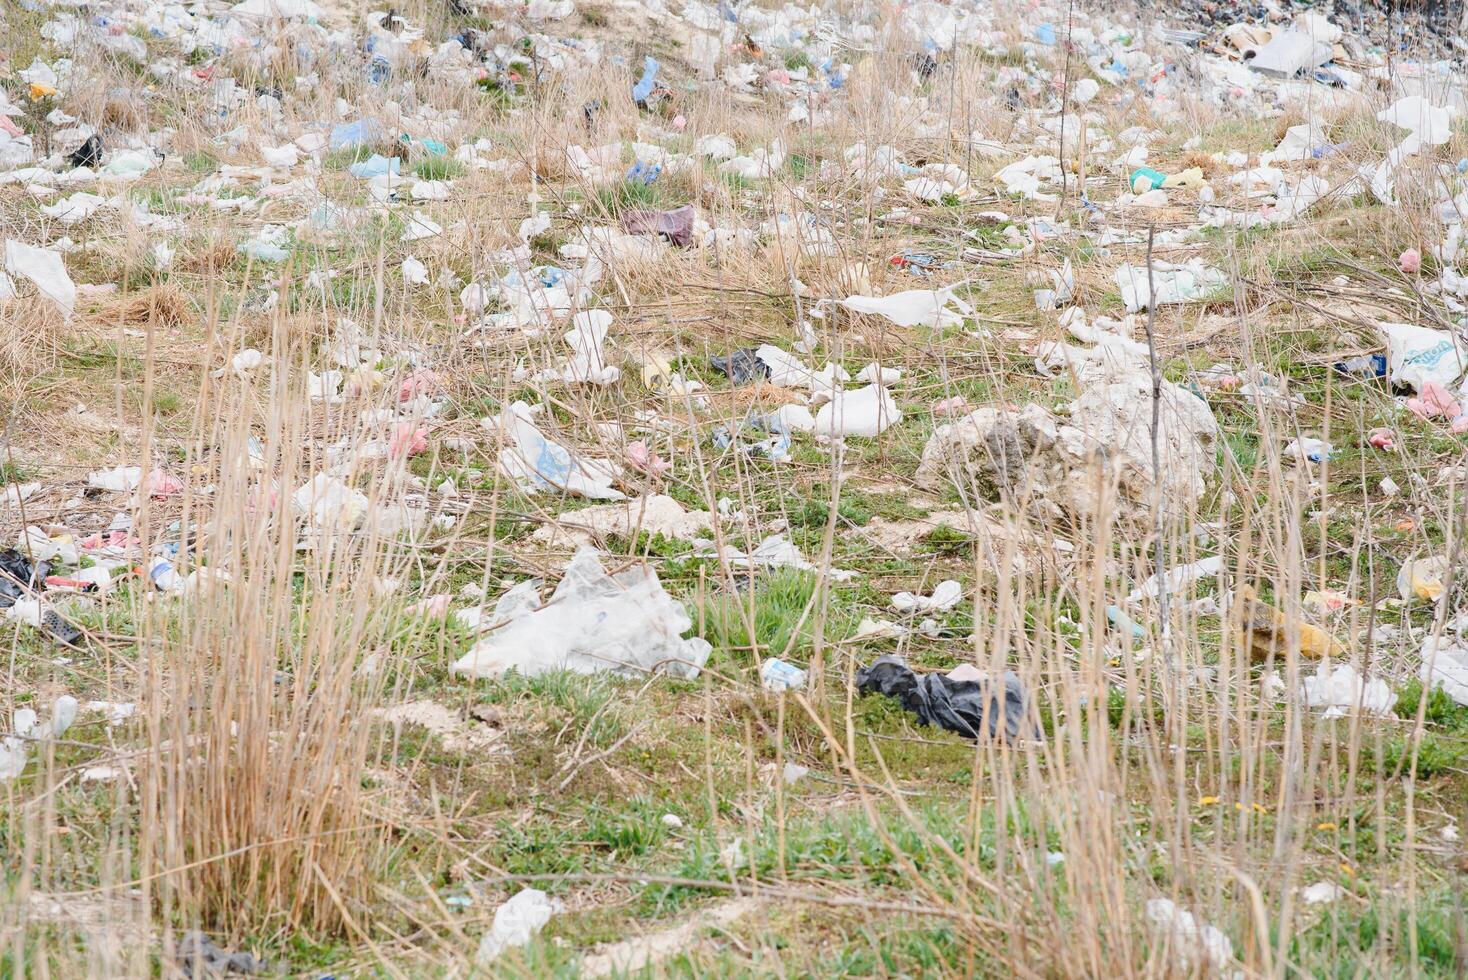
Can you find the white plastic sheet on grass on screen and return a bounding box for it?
[838,283,973,328]
[451,547,710,680]
[5,239,75,317]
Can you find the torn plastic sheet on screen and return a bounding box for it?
[1126,556,1225,606]
[1114,261,1228,312]
[1246,30,1330,78]
[537,310,620,385]
[1145,898,1237,976]
[493,401,624,500]
[838,284,973,328]
[1420,636,1468,706]
[451,547,710,680]
[855,655,1034,740]
[5,239,75,317]
[695,534,856,581]
[477,889,562,964]
[621,204,695,246]
[1302,663,1396,718]
[813,384,902,439]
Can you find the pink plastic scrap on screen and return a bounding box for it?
[144,468,184,499]
[389,423,429,458]
[1406,380,1460,420]
[398,368,442,403]
[626,440,671,476]
[621,205,696,247]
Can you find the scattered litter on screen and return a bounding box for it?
[813,384,902,440]
[493,402,624,500]
[1380,322,1462,391]
[1397,556,1448,603]
[528,495,711,548]
[5,239,76,317]
[838,284,973,328]
[1420,636,1468,706]
[622,205,696,247]
[710,348,768,385]
[1114,261,1228,312]
[1301,882,1342,905]
[891,580,962,613]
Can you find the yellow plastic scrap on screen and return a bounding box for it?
[1237,585,1345,663]
[641,354,673,389]
[1413,577,1446,602]
[28,82,57,100]
[1161,167,1206,191]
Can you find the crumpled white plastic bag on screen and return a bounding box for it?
[493,401,624,500]
[839,284,973,328]
[1302,663,1396,718]
[1379,322,1464,392]
[1420,635,1468,706]
[5,239,75,317]
[1114,260,1227,312]
[813,384,902,439]
[451,547,710,679]
[1145,898,1237,976]
[476,888,562,964]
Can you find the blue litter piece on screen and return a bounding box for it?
[1035,22,1056,45]
[330,119,383,151]
[1333,354,1387,379]
[632,56,660,104]
[349,154,399,178]
[625,160,661,185]
[1106,605,1146,639]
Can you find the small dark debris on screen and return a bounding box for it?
[469,703,503,726]
[0,549,46,607]
[175,930,266,978]
[855,655,1035,741]
[67,135,102,169]
[710,348,768,385]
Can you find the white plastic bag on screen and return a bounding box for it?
[891,580,963,613]
[1420,636,1468,706]
[1379,322,1464,391]
[1302,664,1396,718]
[476,889,562,964]
[813,384,901,439]
[839,284,973,328]
[494,402,624,500]
[451,548,710,679]
[1114,261,1227,312]
[4,239,75,317]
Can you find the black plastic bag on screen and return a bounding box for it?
[710,348,768,385]
[0,549,47,607]
[855,655,1033,741]
[67,134,102,169]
